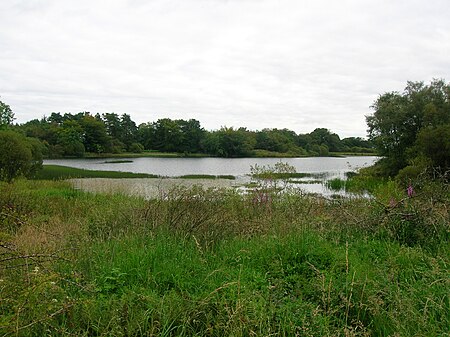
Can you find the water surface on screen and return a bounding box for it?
[47,156,378,197]
[45,156,377,178]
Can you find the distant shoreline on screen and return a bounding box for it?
[47,151,378,160]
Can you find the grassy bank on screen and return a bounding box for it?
[83,151,210,158]
[61,150,377,159]
[176,174,236,180]
[33,165,159,180]
[0,178,448,336]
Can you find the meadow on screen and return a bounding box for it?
[0,174,448,336]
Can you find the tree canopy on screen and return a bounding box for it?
[12,111,375,158]
[0,99,14,128]
[0,130,43,182]
[366,79,450,177]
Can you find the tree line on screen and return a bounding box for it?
[4,110,375,159]
[2,78,448,182]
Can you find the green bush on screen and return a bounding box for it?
[0,130,43,182]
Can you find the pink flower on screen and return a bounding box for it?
[407,184,415,198]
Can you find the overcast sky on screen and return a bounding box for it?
[1,0,449,138]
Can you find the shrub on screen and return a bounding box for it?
[0,130,43,182]
[129,142,144,153]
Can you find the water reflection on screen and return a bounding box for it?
[47,156,378,197]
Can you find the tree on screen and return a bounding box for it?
[179,119,205,153]
[120,114,138,150]
[0,99,15,129]
[57,120,85,157]
[79,114,112,153]
[102,113,122,139]
[416,124,450,169]
[0,130,43,182]
[151,118,184,152]
[367,79,450,176]
[203,127,256,157]
[256,129,291,153]
[137,122,154,150]
[341,137,374,153]
[309,128,342,152]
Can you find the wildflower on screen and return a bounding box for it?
[407,184,415,198]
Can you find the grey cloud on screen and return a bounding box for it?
[1,0,449,138]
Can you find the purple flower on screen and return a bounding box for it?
[407,184,415,198]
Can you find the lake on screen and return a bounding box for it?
[45,156,377,177]
[45,156,378,198]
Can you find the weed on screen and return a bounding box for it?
[0,177,448,336]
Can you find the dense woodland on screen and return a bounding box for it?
[9,112,374,158]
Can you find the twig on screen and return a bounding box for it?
[5,303,75,336]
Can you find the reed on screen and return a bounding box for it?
[0,177,448,336]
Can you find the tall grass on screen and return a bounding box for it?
[0,177,448,336]
[33,165,159,180]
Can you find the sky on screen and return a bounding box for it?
[1,0,449,138]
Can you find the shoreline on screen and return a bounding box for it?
[47,151,378,160]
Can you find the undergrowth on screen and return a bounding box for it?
[0,177,448,336]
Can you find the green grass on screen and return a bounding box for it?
[252,149,308,158]
[33,165,159,180]
[175,174,236,180]
[329,151,378,156]
[288,179,323,184]
[102,160,134,163]
[253,172,325,179]
[84,151,210,158]
[325,174,385,193]
[0,178,448,336]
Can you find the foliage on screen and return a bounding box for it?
[0,130,43,182]
[0,178,448,336]
[0,99,15,128]
[103,113,138,151]
[79,114,112,153]
[128,142,144,153]
[14,110,374,158]
[367,79,450,176]
[308,128,342,152]
[202,127,256,157]
[416,124,450,169]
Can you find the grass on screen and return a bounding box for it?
[252,149,308,158]
[288,179,323,184]
[252,172,324,179]
[329,151,378,156]
[102,160,134,164]
[84,151,210,158]
[33,165,159,180]
[325,174,385,193]
[175,174,236,180]
[0,177,448,336]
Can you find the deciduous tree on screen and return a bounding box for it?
[0,99,14,129]
[0,130,43,182]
